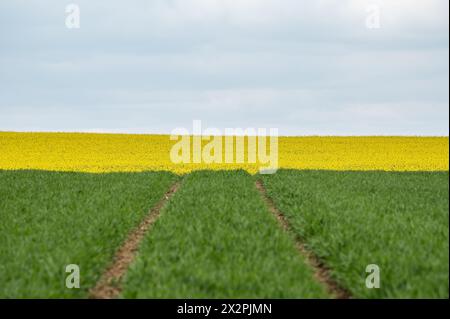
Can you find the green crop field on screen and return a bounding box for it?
[122,170,327,298]
[0,169,448,298]
[0,170,178,298]
[260,170,449,298]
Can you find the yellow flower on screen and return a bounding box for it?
[0,132,447,174]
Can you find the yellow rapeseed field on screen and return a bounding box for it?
[0,132,448,174]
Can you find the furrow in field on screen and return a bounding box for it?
[255,180,350,299]
[89,181,181,299]
[121,170,328,298]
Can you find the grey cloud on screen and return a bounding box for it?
[0,0,448,135]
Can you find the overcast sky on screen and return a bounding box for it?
[0,0,448,135]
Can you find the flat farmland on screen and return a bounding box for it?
[0,133,448,298]
[0,133,447,173]
[0,170,447,298]
[260,170,449,298]
[122,170,327,298]
[0,170,178,298]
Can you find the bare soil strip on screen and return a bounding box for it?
[89,181,181,299]
[255,180,351,299]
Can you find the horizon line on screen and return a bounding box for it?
[1,130,449,138]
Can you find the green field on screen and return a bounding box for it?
[261,170,449,298]
[0,169,448,298]
[0,170,178,298]
[122,170,327,298]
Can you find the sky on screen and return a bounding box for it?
[0,0,448,136]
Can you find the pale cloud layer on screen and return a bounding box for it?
[0,0,448,135]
